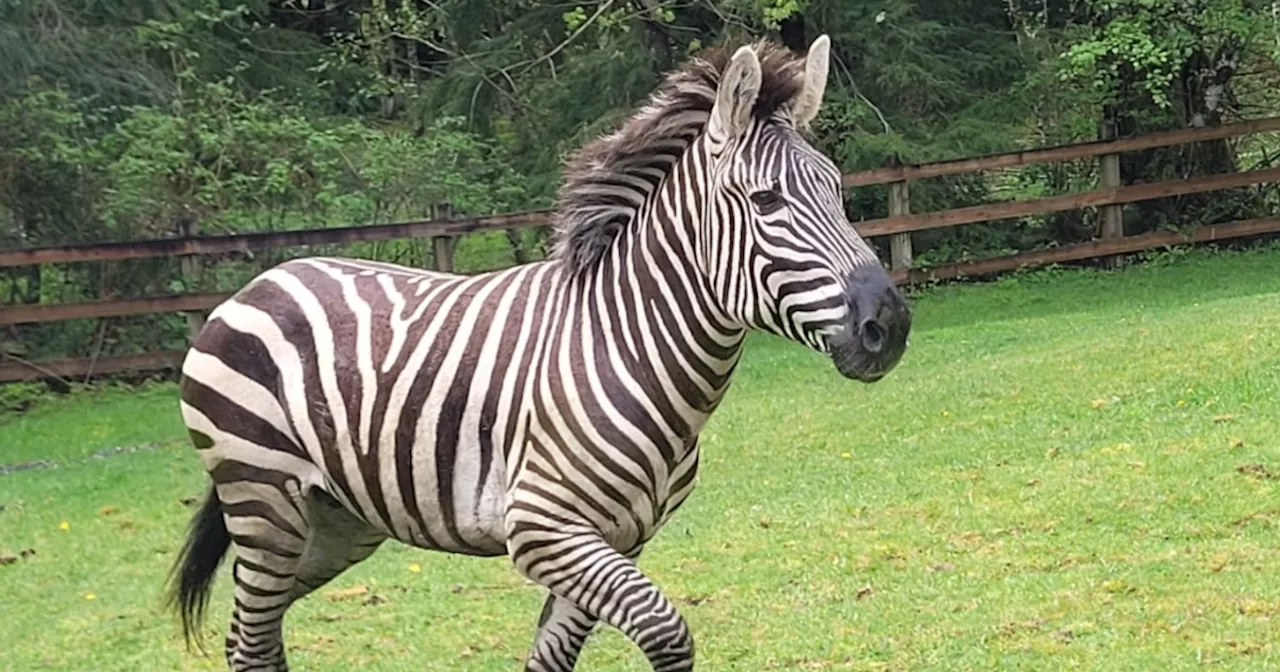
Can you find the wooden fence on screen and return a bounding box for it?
[3,116,1279,383]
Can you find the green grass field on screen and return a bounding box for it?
[2,247,1280,671]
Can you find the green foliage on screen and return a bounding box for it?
[1,63,525,361]
[1058,0,1266,111]
[353,117,526,222]
[726,0,808,27]
[0,382,53,416]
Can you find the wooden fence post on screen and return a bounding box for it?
[1099,155,1123,230]
[431,202,458,273]
[1099,117,1124,268]
[888,180,912,271]
[881,154,913,273]
[177,216,206,343]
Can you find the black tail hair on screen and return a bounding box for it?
[166,484,231,652]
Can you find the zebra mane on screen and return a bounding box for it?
[550,40,807,274]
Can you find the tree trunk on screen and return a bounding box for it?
[633,0,674,71]
[778,12,807,53]
[506,230,532,265]
[1111,42,1256,233]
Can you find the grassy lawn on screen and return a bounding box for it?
[2,246,1280,670]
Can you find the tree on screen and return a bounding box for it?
[1043,0,1277,230]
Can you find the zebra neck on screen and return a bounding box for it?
[566,157,745,440]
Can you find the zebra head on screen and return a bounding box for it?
[701,37,912,383]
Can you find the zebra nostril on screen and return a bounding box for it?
[860,318,886,354]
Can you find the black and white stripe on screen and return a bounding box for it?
[168,36,911,671]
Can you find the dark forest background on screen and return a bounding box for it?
[3,0,1279,363]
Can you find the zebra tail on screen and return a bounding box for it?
[166,484,231,652]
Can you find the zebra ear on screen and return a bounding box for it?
[792,34,831,128]
[709,45,763,142]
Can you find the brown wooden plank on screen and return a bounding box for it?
[857,166,1280,237]
[0,351,188,383]
[892,217,1280,285]
[0,210,554,268]
[845,116,1280,187]
[0,293,233,326]
[888,181,912,271]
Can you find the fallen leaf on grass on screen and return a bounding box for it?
[323,585,369,602]
[997,619,1044,637]
[0,554,16,566]
[296,635,336,653]
[98,506,119,517]
[1213,414,1235,424]
[363,593,387,606]
[1226,640,1262,655]
[1026,479,1041,487]
[927,563,955,573]
[1237,599,1272,616]
[1100,442,1133,455]
[1236,464,1276,480]
[179,496,198,507]
[1231,438,1246,449]
[1101,580,1134,594]
[408,563,421,574]
[20,548,35,559]
[855,584,873,600]
[1231,510,1277,528]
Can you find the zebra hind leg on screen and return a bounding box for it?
[511,531,692,672]
[222,484,384,671]
[291,488,387,601]
[217,476,310,671]
[524,594,600,671]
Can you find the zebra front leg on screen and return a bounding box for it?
[524,594,599,671]
[511,532,692,671]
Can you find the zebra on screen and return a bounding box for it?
[168,35,912,671]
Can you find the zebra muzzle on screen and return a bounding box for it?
[829,265,912,382]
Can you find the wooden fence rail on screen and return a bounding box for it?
[0,210,552,268]
[3,116,1279,383]
[859,165,1280,237]
[842,116,1280,187]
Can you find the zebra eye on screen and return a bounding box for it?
[749,189,786,215]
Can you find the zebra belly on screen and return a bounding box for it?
[388,433,510,557]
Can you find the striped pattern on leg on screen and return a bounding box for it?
[525,595,599,672]
[512,531,693,672]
